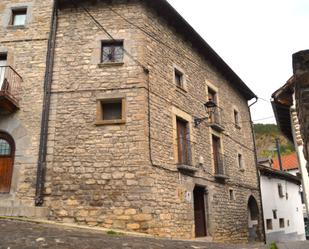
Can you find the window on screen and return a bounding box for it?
[266,219,273,230]
[101,40,124,63]
[212,135,222,174]
[96,98,125,125]
[272,210,277,219]
[0,54,7,90]
[11,8,27,26]
[208,88,218,123]
[278,183,284,198]
[234,109,240,127]
[176,118,191,165]
[174,69,184,88]
[287,220,290,227]
[301,191,305,204]
[279,218,285,228]
[229,189,235,200]
[238,153,244,170]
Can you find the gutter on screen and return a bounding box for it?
[35,0,58,206]
[248,97,266,243]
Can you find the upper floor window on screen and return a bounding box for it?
[238,153,244,170]
[234,109,240,127]
[174,69,184,88]
[278,183,284,198]
[11,8,27,26]
[212,135,222,174]
[96,98,126,125]
[101,40,124,63]
[176,118,191,165]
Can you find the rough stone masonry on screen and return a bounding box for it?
[0,0,264,243]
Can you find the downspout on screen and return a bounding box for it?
[35,0,58,206]
[248,96,266,243]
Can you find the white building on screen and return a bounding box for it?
[259,165,306,243]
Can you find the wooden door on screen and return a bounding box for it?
[194,186,207,237]
[0,133,14,193]
[212,135,220,174]
[177,118,188,165]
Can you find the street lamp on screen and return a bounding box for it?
[194,99,217,127]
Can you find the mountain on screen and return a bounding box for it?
[253,123,295,159]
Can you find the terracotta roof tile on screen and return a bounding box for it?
[273,153,299,171]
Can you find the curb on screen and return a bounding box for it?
[0,216,154,238]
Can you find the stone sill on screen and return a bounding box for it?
[95,119,126,126]
[177,164,198,174]
[98,62,124,68]
[6,25,27,30]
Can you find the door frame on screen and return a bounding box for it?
[0,131,15,194]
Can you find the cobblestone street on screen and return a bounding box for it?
[0,219,266,249]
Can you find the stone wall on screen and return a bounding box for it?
[44,0,263,243]
[0,0,52,216]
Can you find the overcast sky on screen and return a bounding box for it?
[167,0,309,124]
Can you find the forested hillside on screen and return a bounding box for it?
[253,124,295,158]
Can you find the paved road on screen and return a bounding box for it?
[0,219,266,249]
[277,241,309,249]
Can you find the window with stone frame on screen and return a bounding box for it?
[101,40,124,63]
[234,109,240,128]
[238,153,244,170]
[96,98,126,125]
[174,69,184,88]
[11,8,27,26]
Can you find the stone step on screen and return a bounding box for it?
[0,206,49,218]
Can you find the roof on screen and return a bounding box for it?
[273,153,299,171]
[258,165,301,185]
[58,0,257,101]
[271,77,295,142]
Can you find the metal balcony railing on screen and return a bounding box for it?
[214,153,229,179]
[176,137,193,166]
[0,66,22,112]
[209,108,225,132]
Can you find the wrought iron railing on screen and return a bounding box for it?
[0,66,22,105]
[176,137,193,166]
[214,152,228,177]
[209,108,224,128]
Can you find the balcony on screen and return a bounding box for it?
[176,138,197,174]
[209,108,225,132]
[0,66,22,114]
[214,153,229,181]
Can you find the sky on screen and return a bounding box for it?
[167,0,309,124]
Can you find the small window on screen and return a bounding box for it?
[234,109,240,127]
[229,189,235,200]
[174,69,184,88]
[287,220,290,227]
[278,184,284,198]
[0,139,11,156]
[96,98,125,125]
[301,191,305,204]
[266,219,273,230]
[101,40,124,63]
[11,8,27,26]
[279,218,285,228]
[238,153,244,170]
[273,210,277,219]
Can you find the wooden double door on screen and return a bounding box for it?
[0,132,14,193]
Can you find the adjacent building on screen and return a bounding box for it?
[0,0,263,242]
[258,164,305,242]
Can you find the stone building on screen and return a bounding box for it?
[0,0,263,243]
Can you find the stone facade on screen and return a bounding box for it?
[0,0,263,243]
[0,0,52,216]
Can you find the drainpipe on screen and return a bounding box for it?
[248,96,266,243]
[275,138,283,171]
[35,0,58,206]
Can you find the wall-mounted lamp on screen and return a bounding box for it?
[194,99,217,127]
